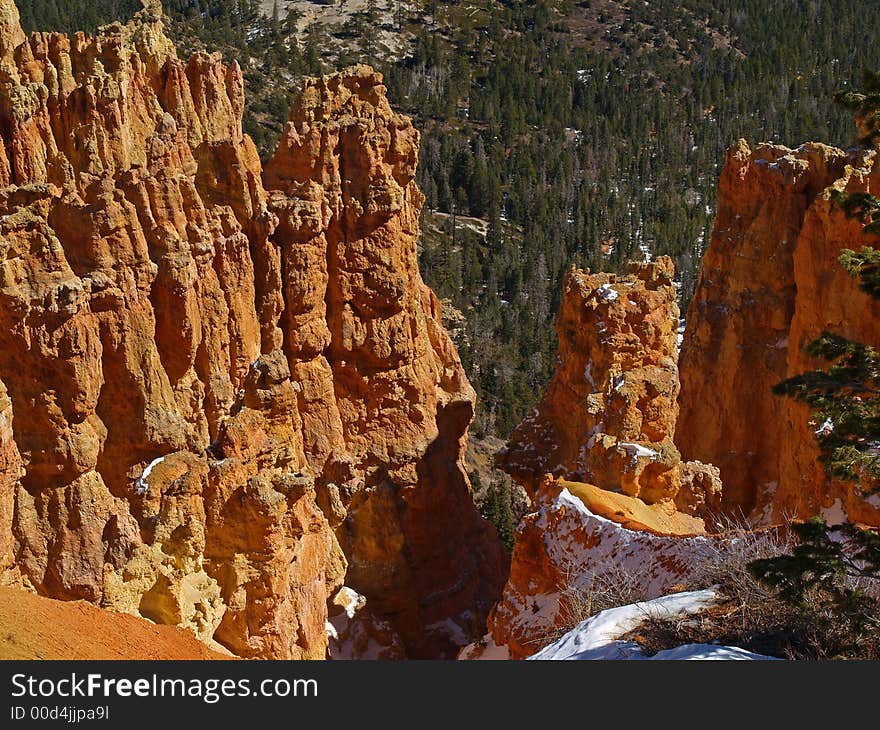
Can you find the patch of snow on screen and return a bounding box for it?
[425,618,470,647]
[336,587,360,619]
[596,284,619,303]
[819,498,848,525]
[814,418,834,436]
[556,487,590,518]
[134,456,165,495]
[529,590,776,661]
[583,422,604,452]
[583,360,595,389]
[459,635,511,660]
[754,158,779,170]
[618,442,659,462]
[649,644,774,660]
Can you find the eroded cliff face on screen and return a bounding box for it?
[0,0,504,658]
[262,66,508,656]
[677,140,880,525]
[499,258,721,528]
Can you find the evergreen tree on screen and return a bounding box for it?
[772,318,880,487]
[748,517,880,648]
[834,69,880,147]
[477,476,516,552]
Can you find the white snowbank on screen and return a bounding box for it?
[649,644,771,660]
[529,590,775,661]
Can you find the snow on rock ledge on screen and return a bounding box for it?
[482,481,729,659]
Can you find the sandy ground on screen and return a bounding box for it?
[0,586,231,660]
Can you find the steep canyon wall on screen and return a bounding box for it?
[677,140,880,525]
[0,0,505,658]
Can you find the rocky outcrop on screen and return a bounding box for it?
[485,258,724,659]
[326,586,406,660]
[499,258,721,528]
[677,140,880,524]
[473,477,720,659]
[0,0,504,658]
[263,68,507,656]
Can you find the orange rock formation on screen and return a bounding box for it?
[485,258,724,658]
[499,258,721,528]
[677,140,880,525]
[0,0,504,658]
[480,476,719,659]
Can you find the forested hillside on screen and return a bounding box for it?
[15,0,880,511]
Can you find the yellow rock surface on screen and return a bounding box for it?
[558,480,706,536]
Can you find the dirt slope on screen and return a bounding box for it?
[0,587,231,660]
